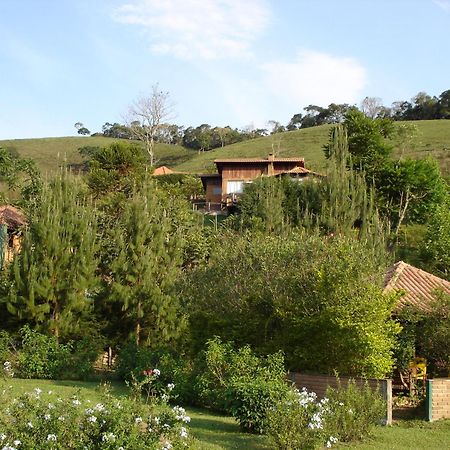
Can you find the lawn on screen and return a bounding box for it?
[2,378,449,449]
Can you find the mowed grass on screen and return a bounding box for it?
[0,136,196,174]
[2,378,449,450]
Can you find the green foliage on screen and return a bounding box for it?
[116,341,155,381]
[416,293,450,376]
[80,141,148,198]
[0,147,41,205]
[108,182,186,346]
[266,388,331,450]
[237,126,387,248]
[375,157,447,227]
[5,174,99,340]
[228,378,288,434]
[421,202,450,280]
[325,109,394,170]
[325,380,386,442]
[185,232,399,377]
[16,326,70,379]
[0,385,192,449]
[266,381,385,450]
[194,337,288,433]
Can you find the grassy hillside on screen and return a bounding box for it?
[175,120,450,175]
[0,136,196,174]
[1,120,449,176]
[175,125,333,173]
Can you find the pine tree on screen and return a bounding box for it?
[6,174,98,340]
[109,181,184,347]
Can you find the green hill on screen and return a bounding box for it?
[0,136,196,174]
[174,120,450,175]
[1,120,449,176]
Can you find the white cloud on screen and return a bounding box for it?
[261,49,367,110]
[112,0,270,59]
[433,0,450,12]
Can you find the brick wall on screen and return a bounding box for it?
[288,372,392,425]
[427,379,450,421]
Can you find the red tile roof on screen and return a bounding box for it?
[152,166,176,176]
[0,205,26,229]
[384,261,450,312]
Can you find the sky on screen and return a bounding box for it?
[1,0,450,140]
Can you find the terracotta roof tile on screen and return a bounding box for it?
[384,261,450,312]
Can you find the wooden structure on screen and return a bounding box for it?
[0,205,26,266]
[200,154,319,205]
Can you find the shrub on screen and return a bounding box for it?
[266,387,334,450]
[266,380,386,449]
[228,377,289,434]
[194,337,289,432]
[325,379,386,442]
[116,340,154,382]
[65,335,105,380]
[16,326,70,379]
[0,385,192,449]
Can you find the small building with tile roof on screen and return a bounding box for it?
[384,261,450,312]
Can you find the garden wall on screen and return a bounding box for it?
[287,372,392,425]
[426,378,450,421]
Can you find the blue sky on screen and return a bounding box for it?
[1,0,450,139]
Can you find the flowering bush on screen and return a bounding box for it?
[1,362,14,379]
[266,381,386,449]
[266,387,335,450]
[0,384,192,449]
[324,380,386,442]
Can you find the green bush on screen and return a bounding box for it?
[266,387,332,450]
[194,337,289,432]
[65,334,105,380]
[325,380,386,442]
[266,380,386,449]
[228,377,289,433]
[16,326,70,379]
[116,340,154,381]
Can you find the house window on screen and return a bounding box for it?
[226,180,244,194]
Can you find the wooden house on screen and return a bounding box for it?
[0,205,26,266]
[200,154,318,205]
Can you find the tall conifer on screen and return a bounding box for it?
[6,174,98,339]
[109,181,184,347]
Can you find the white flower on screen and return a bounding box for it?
[47,403,55,409]
[180,427,188,438]
[72,399,81,406]
[27,422,33,428]
[46,434,57,442]
[153,368,160,377]
[162,423,171,430]
[0,434,6,442]
[34,388,42,395]
[58,416,65,421]
[87,416,97,423]
[94,403,105,412]
[13,440,21,446]
[161,394,169,402]
[167,383,175,391]
[44,414,51,420]
[135,417,143,424]
[101,432,116,442]
[48,390,53,395]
